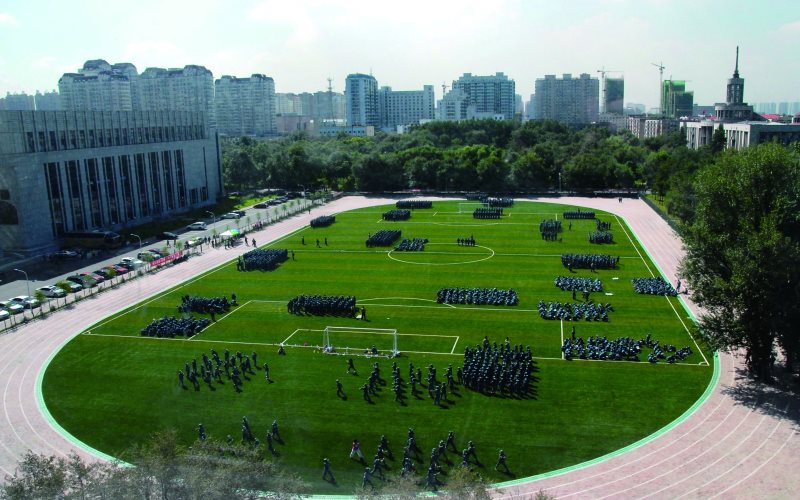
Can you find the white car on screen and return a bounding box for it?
[187,221,207,230]
[36,285,67,298]
[11,295,41,309]
[0,300,24,315]
[0,309,9,321]
[221,212,241,220]
[120,257,145,269]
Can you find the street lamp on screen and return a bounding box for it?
[558,172,562,193]
[130,233,142,249]
[13,268,30,298]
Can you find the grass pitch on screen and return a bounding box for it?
[43,201,712,493]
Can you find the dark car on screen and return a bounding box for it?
[254,202,268,209]
[106,264,129,274]
[93,268,113,279]
[160,231,179,240]
[67,274,96,288]
[148,248,166,257]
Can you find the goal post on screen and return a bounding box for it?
[458,202,484,214]
[323,326,398,358]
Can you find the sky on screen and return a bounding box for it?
[1,0,798,109]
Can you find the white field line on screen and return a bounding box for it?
[560,319,564,360]
[191,299,251,340]
[614,214,709,366]
[451,336,460,354]
[281,328,302,345]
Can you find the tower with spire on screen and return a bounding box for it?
[715,46,757,123]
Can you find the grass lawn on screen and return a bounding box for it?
[42,200,713,494]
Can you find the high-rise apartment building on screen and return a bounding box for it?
[215,74,276,137]
[436,88,471,121]
[0,92,35,110]
[661,80,694,118]
[377,85,435,129]
[533,73,599,125]
[604,78,624,114]
[451,72,516,119]
[34,91,61,111]
[345,73,379,127]
[58,60,215,128]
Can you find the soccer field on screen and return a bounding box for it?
[42,200,713,493]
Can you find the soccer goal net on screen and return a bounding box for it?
[458,202,485,214]
[322,326,399,358]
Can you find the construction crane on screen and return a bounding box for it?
[652,62,666,114]
[597,67,622,113]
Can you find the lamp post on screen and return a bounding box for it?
[558,172,562,193]
[130,233,142,249]
[12,268,30,298]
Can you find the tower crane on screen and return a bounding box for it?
[652,62,666,114]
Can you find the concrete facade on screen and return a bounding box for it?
[533,73,599,125]
[0,110,222,254]
[378,85,435,129]
[215,74,276,137]
[683,120,800,150]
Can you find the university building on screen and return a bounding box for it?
[0,110,222,254]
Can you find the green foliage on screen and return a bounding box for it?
[680,143,800,379]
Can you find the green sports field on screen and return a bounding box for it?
[42,200,713,493]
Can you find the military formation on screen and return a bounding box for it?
[473,207,503,219]
[537,300,613,321]
[457,236,476,246]
[554,276,603,292]
[140,316,211,338]
[561,332,692,363]
[395,238,428,252]
[436,287,519,306]
[177,295,231,315]
[632,277,678,296]
[310,215,336,228]
[461,337,533,397]
[484,197,514,208]
[539,219,562,241]
[561,253,620,270]
[396,200,433,209]
[238,248,289,271]
[177,348,263,392]
[382,209,411,221]
[563,210,596,219]
[596,219,612,231]
[589,230,614,244]
[287,294,357,317]
[366,229,401,247]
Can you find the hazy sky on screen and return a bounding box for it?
[1,0,798,108]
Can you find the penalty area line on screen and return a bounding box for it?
[451,336,460,354]
[191,299,252,340]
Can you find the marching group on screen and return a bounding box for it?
[561,253,620,271]
[561,332,693,364]
[588,231,614,244]
[238,248,289,271]
[310,215,336,228]
[461,337,534,397]
[366,230,402,247]
[395,238,429,252]
[436,287,519,306]
[177,348,266,392]
[554,275,603,292]
[562,210,596,219]
[539,219,562,241]
[177,294,231,315]
[287,294,357,317]
[382,209,411,221]
[140,316,210,338]
[537,300,613,322]
[396,200,433,209]
[631,277,678,296]
[473,207,503,219]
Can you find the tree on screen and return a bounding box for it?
[710,126,727,154]
[33,290,48,317]
[56,281,73,308]
[680,143,800,380]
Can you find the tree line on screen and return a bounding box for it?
[221,119,707,197]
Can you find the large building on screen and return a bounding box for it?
[533,73,599,124]
[436,88,471,121]
[378,85,435,130]
[345,73,379,127]
[451,72,516,120]
[603,77,624,115]
[59,60,216,128]
[275,91,345,124]
[34,91,61,111]
[0,93,35,111]
[0,110,222,254]
[215,74,276,137]
[683,47,800,150]
[661,80,694,118]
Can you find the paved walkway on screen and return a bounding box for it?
[0,196,796,499]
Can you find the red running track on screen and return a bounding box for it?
[0,196,796,499]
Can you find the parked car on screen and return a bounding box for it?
[221,212,241,220]
[93,268,113,279]
[36,285,67,298]
[187,222,207,230]
[137,251,159,261]
[82,272,105,283]
[254,202,268,209]
[119,257,145,270]
[51,249,81,260]
[106,264,129,274]
[234,209,246,217]
[0,309,9,321]
[11,295,41,309]
[148,248,166,257]
[60,281,83,293]
[67,274,96,288]
[0,300,25,315]
[185,237,203,248]
[159,231,179,240]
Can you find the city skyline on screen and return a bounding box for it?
[1,0,798,109]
